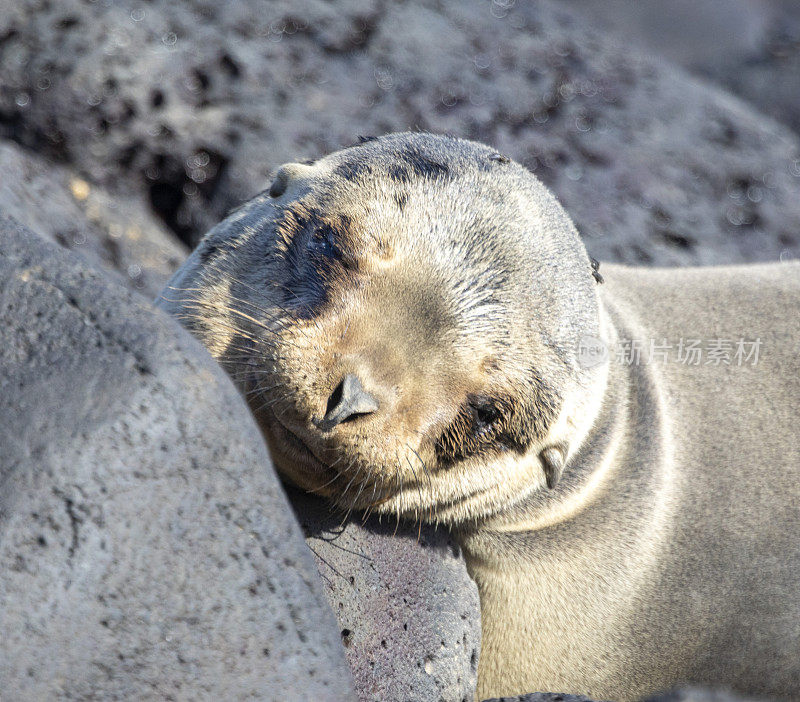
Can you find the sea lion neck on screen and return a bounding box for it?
[457,294,673,553]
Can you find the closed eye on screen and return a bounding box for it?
[281,214,358,315]
[473,399,501,435]
[307,223,339,259]
[435,394,510,464]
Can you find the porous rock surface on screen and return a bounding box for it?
[289,488,481,702]
[0,138,185,298]
[0,217,355,701]
[1,0,799,265]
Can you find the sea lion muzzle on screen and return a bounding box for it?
[315,373,380,431]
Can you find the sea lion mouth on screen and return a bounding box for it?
[269,412,329,473]
[268,412,396,508]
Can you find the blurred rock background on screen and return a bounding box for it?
[1,2,798,700]
[1,0,799,276]
[567,0,800,135]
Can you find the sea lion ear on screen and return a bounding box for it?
[268,162,316,198]
[539,444,567,489]
[590,257,604,284]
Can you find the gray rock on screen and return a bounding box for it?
[563,1,773,72]
[0,216,355,701]
[2,0,800,266]
[288,487,481,702]
[566,0,800,137]
[703,1,800,137]
[0,139,186,298]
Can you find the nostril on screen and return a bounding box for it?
[325,379,345,418]
[317,373,379,431]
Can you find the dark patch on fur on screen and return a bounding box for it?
[397,144,450,180]
[394,191,408,210]
[435,395,531,466]
[335,212,353,231]
[434,371,560,467]
[336,137,450,185]
[198,242,220,265]
[334,158,371,181]
[274,202,358,315]
[388,164,412,184]
[277,203,350,260]
[489,152,510,164]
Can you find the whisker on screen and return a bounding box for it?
[407,444,435,523]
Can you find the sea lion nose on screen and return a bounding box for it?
[316,373,380,431]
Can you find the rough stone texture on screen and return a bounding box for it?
[288,487,480,702]
[1,0,799,265]
[0,138,186,298]
[1,4,798,699]
[0,216,355,701]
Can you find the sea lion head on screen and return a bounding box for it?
[157,132,606,525]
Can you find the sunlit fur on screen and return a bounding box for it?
[157,132,800,701]
[157,133,604,528]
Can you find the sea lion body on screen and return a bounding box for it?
[156,133,800,701]
[468,262,800,700]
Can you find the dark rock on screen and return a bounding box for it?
[0,216,355,700]
[1,0,799,265]
[0,139,186,298]
[289,487,481,702]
